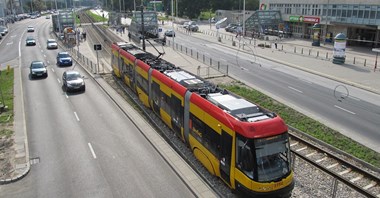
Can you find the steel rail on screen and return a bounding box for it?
[289,126,380,198]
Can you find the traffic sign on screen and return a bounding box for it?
[94,44,102,51]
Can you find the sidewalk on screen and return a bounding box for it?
[164,23,380,95]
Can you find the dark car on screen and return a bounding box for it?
[225,23,238,32]
[164,29,175,37]
[0,26,7,36]
[62,70,85,92]
[26,36,36,46]
[30,61,48,78]
[56,52,73,66]
[185,21,199,32]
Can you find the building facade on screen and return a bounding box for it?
[260,0,380,46]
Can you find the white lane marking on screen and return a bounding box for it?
[11,35,17,38]
[288,86,303,93]
[43,54,46,58]
[220,58,227,62]
[51,68,55,72]
[334,105,356,115]
[74,112,80,121]
[88,143,97,159]
[57,78,60,83]
[7,42,13,45]
[348,96,361,101]
[65,93,68,99]
[47,60,50,64]
[299,78,313,84]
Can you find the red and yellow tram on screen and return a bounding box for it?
[111,42,294,197]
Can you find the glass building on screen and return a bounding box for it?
[260,0,380,47]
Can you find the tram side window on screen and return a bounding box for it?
[189,113,204,142]
[121,61,127,74]
[152,81,160,105]
[128,63,134,76]
[160,93,170,114]
[203,124,220,157]
[111,54,117,67]
[136,74,148,93]
[236,135,254,179]
[170,95,183,126]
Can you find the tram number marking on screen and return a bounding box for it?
[259,181,284,191]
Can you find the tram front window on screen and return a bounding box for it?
[255,133,291,182]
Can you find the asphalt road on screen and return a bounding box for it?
[172,31,380,153]
[0,17,195,198]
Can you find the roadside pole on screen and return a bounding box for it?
[373,48,380,72]
[94,44,102,74]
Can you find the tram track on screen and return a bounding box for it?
[76,9,380,197]
[289,127,380,198]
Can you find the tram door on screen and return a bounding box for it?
[220,130,232,185]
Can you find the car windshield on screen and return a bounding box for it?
[28,26,33,28]
[59,53,70,58]
[31,62,44,68]
[67,73,81,80]
[48,40,56,43]
[27,37,34,40]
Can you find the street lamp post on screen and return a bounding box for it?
[141,4,146,51]
[55,0,61,34]
[171,0,174,48]
[323,0,330,45]
[243,0,245,37]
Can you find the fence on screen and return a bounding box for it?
[196,28,378,70]
[166,39,229,78]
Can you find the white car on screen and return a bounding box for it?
[27,26,34,32]
[47,39,58,49]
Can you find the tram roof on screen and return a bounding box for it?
[207,93,270,122]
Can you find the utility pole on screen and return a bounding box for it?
[324,0,329,45]
[141,4,146,51]
[171,0,174,48]
[243,0,245,37]
[55,0,61,33]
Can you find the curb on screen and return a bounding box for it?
[0,164,30,185]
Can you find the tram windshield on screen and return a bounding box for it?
[236,133,291,182]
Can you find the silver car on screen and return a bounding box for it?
[62,70,85,92]
[0,26,7,36]
[47,39,58,49]
[30,61,48,78]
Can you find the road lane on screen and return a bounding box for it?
[0,17,196,198]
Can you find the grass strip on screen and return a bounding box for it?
[86,10,108,22]
[0,68,14,124]
[221,84,380,168]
